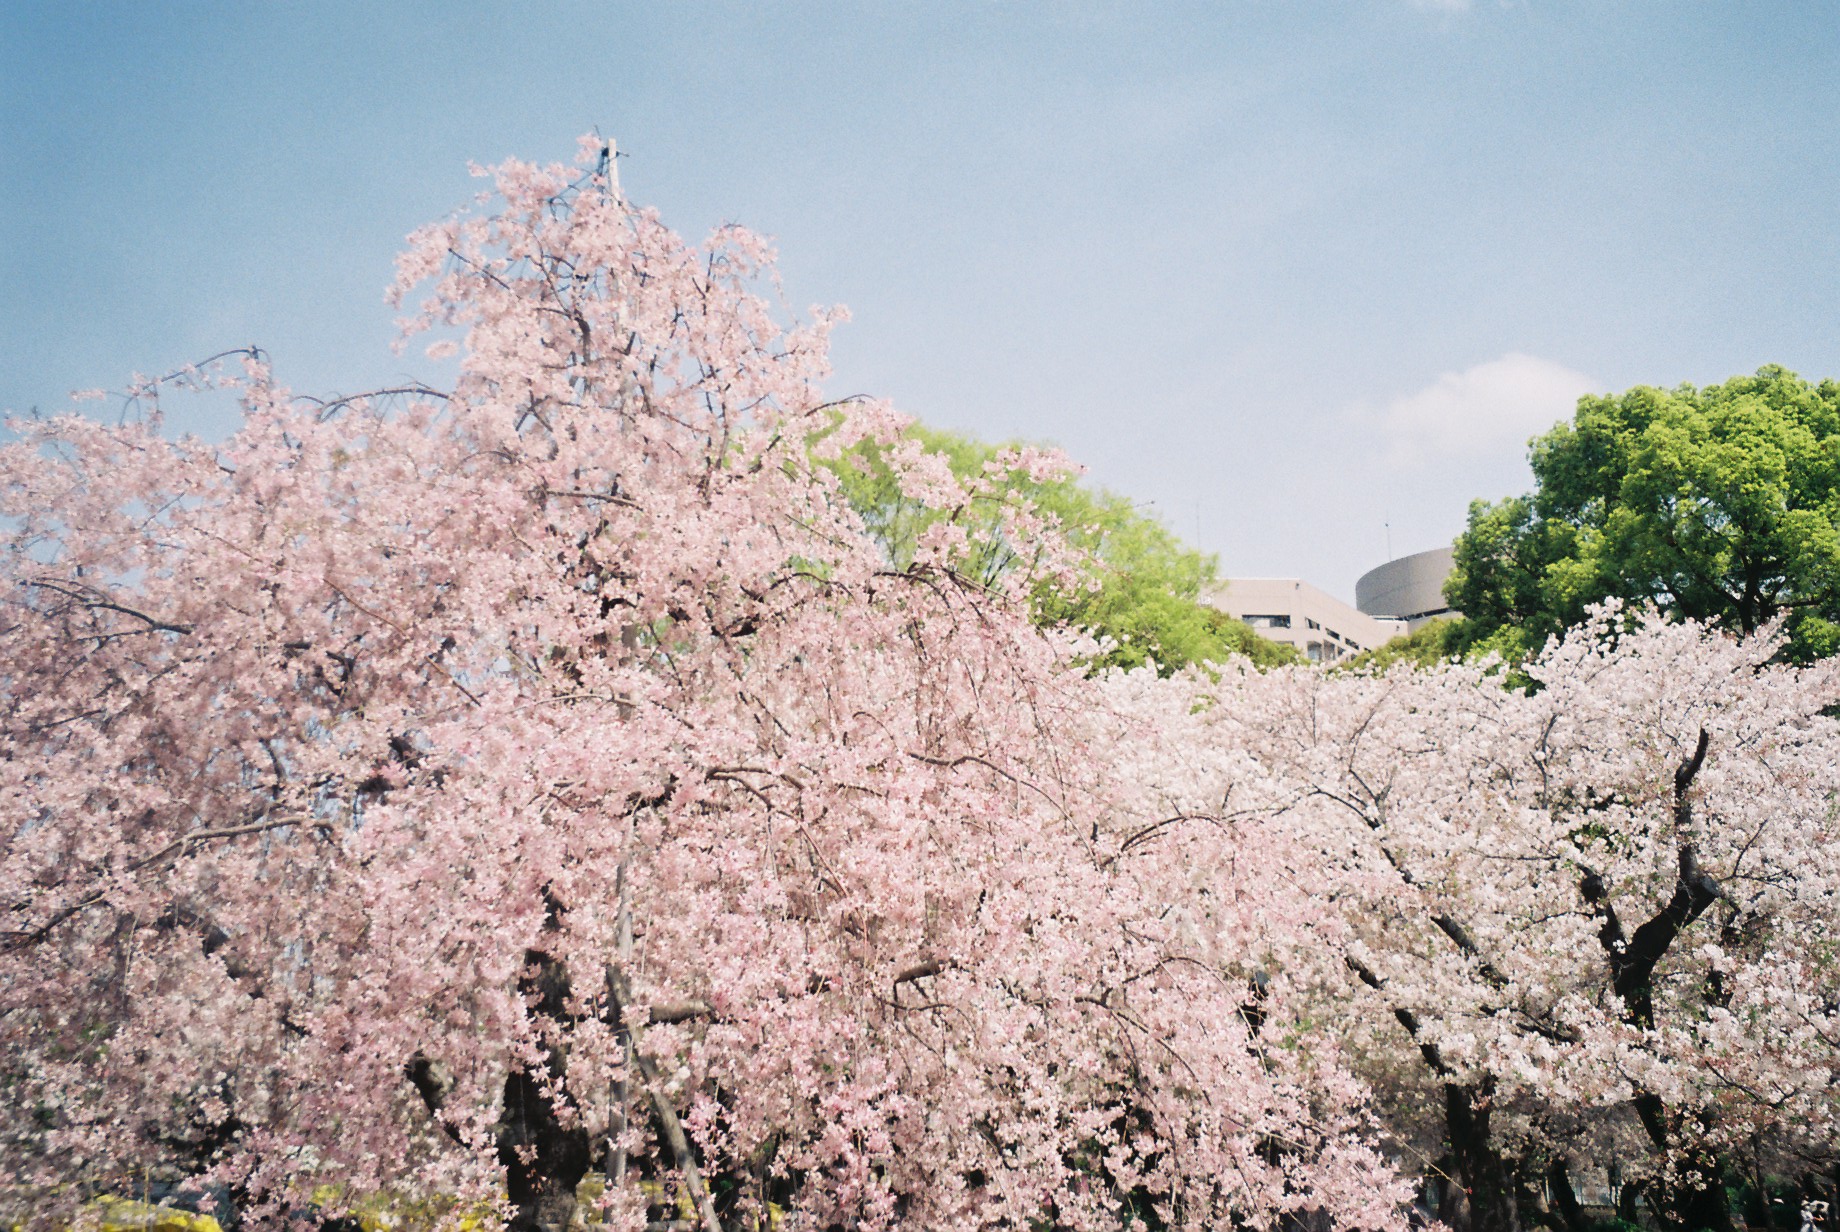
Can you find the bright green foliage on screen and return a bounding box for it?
[827,424,1300,673]
[1196,605,1308,670]
[1448,366,1840,661]
[1340,617,1467,673]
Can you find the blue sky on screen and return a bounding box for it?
[5,2,1838,597]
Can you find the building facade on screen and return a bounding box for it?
[1206,578,1407,663]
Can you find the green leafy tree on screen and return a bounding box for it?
[1340,616,1466,673]
[1448,366,1840,661]
[827,423,1300,672]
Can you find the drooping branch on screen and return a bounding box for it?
[4,812,327,952]
[628,1049,722,1232]
[604,965,722,1232]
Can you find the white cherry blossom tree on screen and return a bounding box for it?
[1202,611,1840,1232]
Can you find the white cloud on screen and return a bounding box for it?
[1367,352,1597,465]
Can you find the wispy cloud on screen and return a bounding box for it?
[1362,352,1597,464]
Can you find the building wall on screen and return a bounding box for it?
[1355,546,1458,630]
[1206,578,1407,663]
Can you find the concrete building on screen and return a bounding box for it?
[1354,546,1459,630]
[1207,578,1407,663]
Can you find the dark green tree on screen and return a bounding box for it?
[1448,366,1840,661]
[826,423,1299,673]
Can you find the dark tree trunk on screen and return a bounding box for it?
[1344,953,1521,1232]
[1645,1146,1732,1232]
[496,1062,592,1232]
[408,935,596,1232]
[1445,1080,1521,1232]
[1580,730,1736,1232]
[1547,1158,1590,1232]
[496,942,593,1232]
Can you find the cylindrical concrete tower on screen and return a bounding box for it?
[1355,546,1458,629]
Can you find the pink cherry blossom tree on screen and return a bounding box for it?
[0,143,1410,1232]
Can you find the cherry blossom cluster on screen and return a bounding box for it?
[2,145,1411,1232]
[6,142,1836,1232]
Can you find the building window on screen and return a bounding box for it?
[1244,614,1291,629]
[1306,618,1321,630]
